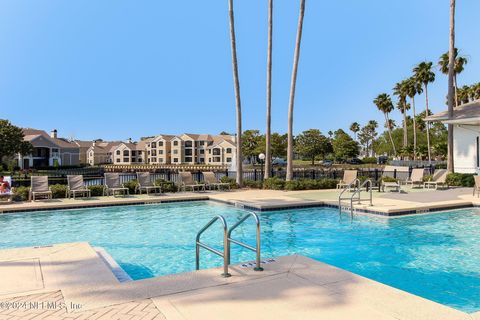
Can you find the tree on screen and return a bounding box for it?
[373,93,396,156]
[358,121,378,157]
[219,131,232,135]
[241,130,262,163]
[332,129,359,161]
[405,77,423,158]
[228,0,243,185]
[264,0,273,179]
[393,80,410,148]
[295,129,332,165]
[439,47,467,107]
[447,0,456,173]
[0,119,33,164]
[413,61,436,162]
[256,133,288,159]
[286,0,306,181]
[349,122,360,140]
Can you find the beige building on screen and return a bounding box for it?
[86,141,120,166]
[145,135,174,164]
[17,129,80,169]
[111,142,145,165]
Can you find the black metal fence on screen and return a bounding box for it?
[10,165,436,188]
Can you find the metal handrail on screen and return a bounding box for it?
[348,179,373,216]
[195,215,231,277]
[227,212,263,271]
[338,178,360,211]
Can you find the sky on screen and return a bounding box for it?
[0,0,479,141]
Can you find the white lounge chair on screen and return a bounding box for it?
[136,172,162,195]
[104,173,129,196]
[178,172,205,192]
[336,170,358,189]
[202,172,230,191]
[29,176,52,201]
[67,175,91,199]
[405,168,425,188]
[424,169,448,189]
[381,166,401,192]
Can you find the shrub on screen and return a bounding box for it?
[284,178,338,191]
[88,185,104,196]
[244,179,263,189]
[380,176,397,183]
[284,180,303,191]
[123,179,138,194]
[362,157,377,164]
[263,177,285,190]
[220,176,239,189]
[155,179,178,193]
[12,186,29,201]
[422,174,433,182]
[50,184,67,198]
[446,173,475,187]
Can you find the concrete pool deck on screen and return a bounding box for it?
[1,186,479,216]
[0,242,472,320]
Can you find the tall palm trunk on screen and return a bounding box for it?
[264,0,273,179]
[385,114,396,156]
[286,0,306,181]
[403,102,408,147]
[454,75,458,107]
[412,96,417,159]
[424,84,432,162]
[228,0,243,185]
[447,0,455,173]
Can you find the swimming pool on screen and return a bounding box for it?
[0,201,479,312]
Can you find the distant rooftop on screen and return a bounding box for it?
[425,100,480,124]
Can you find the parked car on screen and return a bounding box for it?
[346,158,363,165]
[272,158,287,166]
[377,156,389,165]
[320,160,333,167]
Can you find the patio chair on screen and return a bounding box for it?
[178,172,205,192]
[67,175,91,199]
[336,170,358,189]
[29,176,52,201]
[380,166,401,192]
[136,172,162,195]
[473,176,480,197]
[423,169,448,190]
[202,172,230,191]
[103,173,129,197]
[405,168,425,188]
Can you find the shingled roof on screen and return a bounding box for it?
[425,100,480,124]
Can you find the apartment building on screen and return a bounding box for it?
[145,135,175,164]
[17,129,80,169]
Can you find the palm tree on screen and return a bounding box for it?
[373,93,396,156]
[264,0,273,179]
[286,0,306,181]
[472,83,480,100]
[446,0,456,173]
[393,80,409,148]
[349,122,360,140]
[413,61,435,162]
[228,0,243,185]
[405,77,423,159]
[439,47,467,107]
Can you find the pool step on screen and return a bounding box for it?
[94,247,132,283]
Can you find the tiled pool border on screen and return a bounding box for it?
[0,196,477,217]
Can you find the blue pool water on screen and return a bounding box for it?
[0,201,479,312]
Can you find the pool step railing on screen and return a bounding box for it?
[195,212,263,276]
[227,212,263,271]
[338,179,373,216]
[195,215,231,277]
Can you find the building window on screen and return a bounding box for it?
[200,149,205,154]
[152,157,157,162]
[226,148,232,153]
[137,158,142,163]
[173,158,178,163]
[185,149,192,156]
[213,149,221,155]
[116,150,120,155]
[159,150,163,155]
[185,157,192,162]
[116,158,120,163]
[151,150,157,156]
[226,157,232,163]
[123,150,129,156]
[213,157,221,162]
[173,150,178,154]
[159,158,164,163]
[131,150,136,156]
[123,158,129,162]
[173,141,178,146]
[151,142,157,148]
[159,141,164,147]
[199,158,205,163]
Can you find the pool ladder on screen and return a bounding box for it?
[338,179,373,217]
[195,212,263,277]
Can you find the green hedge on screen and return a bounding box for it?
[263,177,285,190]
[50,184,67,198]
[220,176,239,189]
[88,185,104,196]
[155,179,178,193]
[123,179,138,194]
[244,179,263,189]
[12,186,29,201]
[284,178,338,191]
[446,173,475,187]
